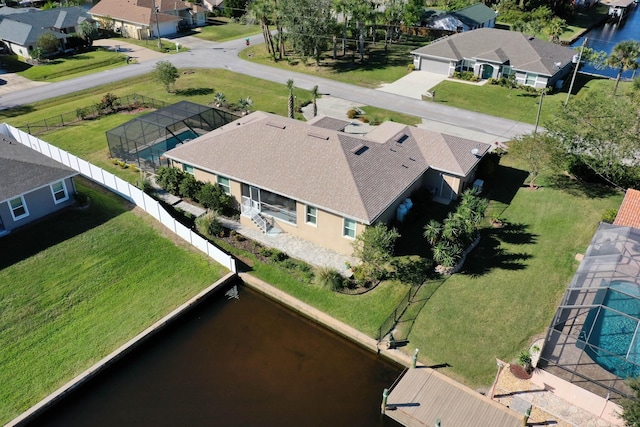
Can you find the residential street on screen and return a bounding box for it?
[0,34,536,140]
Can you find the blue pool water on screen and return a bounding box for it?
[582,281,640,378]
[137,130,200,162]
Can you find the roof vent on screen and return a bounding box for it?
[350,144,369,155]
[393,134,408,144]
[266,121,286,129]
[308,131,329,140]
[471,148,479,156]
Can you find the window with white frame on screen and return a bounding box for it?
[50,181,69,203]
[343,218,356,238]
[525,73,537,86]
[306,205,317,225]
[183,164,195,175]
[217,176,231,194]
[9,196,29,220]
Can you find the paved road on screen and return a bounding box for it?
[0,34,536,140]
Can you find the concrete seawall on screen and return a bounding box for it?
[7,272,237,427]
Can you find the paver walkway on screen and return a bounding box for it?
[493,363,622,427]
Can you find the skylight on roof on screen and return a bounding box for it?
[350,144,369,155]
[393,134,408,144]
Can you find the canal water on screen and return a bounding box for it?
[571,4,640,79]
[26,281,403,427]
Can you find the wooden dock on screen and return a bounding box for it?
[385,367,523,427]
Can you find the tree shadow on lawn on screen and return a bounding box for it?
[485,165,529,206]
[175,87,214,97]
[0,178,132,270]
[0,104,36,119]
[545,173,620,199]
[461,225,535,277]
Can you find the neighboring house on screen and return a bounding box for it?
[425,3,497,32]
[0,7,92,59]
[0,134,78,236]
[164,111,489,256]
[411,28,576,89]
[89,0,207,40]
[614,188,640,228]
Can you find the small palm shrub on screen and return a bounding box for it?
[155,166,184,195]
[195,211,224,238]
[316,267,344,291]
[179,173,202,200]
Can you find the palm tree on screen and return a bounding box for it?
[311,85,319,117]
[286,79,295,119]
[423,219,442,246]
[249,0,275,58]
[546,17,565,43]
[214,92,226,107]
[606,40,640,95]
[77,20,98,47]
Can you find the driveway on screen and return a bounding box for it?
[376,71,446,100]
[0,71,48,96]
[92,39,168,63]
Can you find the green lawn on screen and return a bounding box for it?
[403,156,623,388]
[239,38,423,88]
[12,50,128,82]
[0,178,228,424]
[111,37,186,53]
[191,17,263,42]
[428,74,618,125]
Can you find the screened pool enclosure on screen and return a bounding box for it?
[106,101,239,171]
[540,223,640,400]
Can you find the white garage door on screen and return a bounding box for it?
[420,58,451,75]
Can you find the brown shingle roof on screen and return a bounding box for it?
[411,28,575,75]
[614,189,640,228]
[89,0,185,25]
[164,112,489,224]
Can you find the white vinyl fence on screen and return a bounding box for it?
[1,123,236,273]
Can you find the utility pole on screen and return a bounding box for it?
[534,91,545,135]
[153,0,162,49]
[565,38,587,107]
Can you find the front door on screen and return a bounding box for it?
[250,186,261,210]
[482,64,494,79]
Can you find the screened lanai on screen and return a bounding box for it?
[539,223,640,401]
[106,101,240,171]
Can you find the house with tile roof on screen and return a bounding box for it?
[614,189,640,228]
[0,134,78,236]
[0,7,92,59]
[411,28,576,89]
[89,0,206,40]
[164,112,490,255]
[425,3,497,32]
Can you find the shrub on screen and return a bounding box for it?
[316,267,344,291]
[135,173,153,193]
[179,173,202,200]
[347,108,358,119]
[195,211,224,237]
[197,182,233,214]
[155,166,184,195]
[99,92,119,113]
[452,71,479,82]
[407,63,415,71]
[76,107,89,120]
[601,208,618,224]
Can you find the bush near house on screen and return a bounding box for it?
[154,166,235,216]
